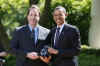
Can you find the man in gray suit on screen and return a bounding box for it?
[10,5,49,66]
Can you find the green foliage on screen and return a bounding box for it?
[67,0,91,45]
[5,55,16,66]
[5,48,100,66]
[0,0,29,39]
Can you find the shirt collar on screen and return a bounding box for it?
[28,24,38,32]
[57,24,64,33]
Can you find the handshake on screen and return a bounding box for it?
[27,45,58,63]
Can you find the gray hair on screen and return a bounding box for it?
[27,5,40,16]
[54,6,67,14]
[31,5,40,13]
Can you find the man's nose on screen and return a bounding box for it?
[56,16,60,19]
[30,15,34,18]
[55,15,58,18]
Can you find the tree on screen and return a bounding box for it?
[29,0,39,6]
[39,0,52,28]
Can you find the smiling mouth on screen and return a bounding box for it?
[56,19,61,21]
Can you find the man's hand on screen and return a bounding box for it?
[0,51,8,57]
[48,48,59,55]
[26,52,39,60]
[40,56,51,63]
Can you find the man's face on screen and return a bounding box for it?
[27,8,40,25]
[53,9,66,26]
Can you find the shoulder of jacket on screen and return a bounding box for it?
[65,24,78,30]
[15,25,26,31]
[38,25,50,32]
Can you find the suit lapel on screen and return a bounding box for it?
[24,25,35,43]
[52,27,56,44]
[58,24,69,41]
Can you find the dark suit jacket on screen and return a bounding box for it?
[46,24,81,66]
[10,25,49,66]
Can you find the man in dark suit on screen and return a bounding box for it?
[42,6,81,66]
[10,5,49,66]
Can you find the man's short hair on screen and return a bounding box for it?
[27,5,40,16]
[54,6,67,14]
[30,5,40,13]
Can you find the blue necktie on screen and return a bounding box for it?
[31,29,35,44]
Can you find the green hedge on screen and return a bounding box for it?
[79,49,100,66]
[5,48,100,66]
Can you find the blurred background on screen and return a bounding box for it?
[0,0,100,66]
